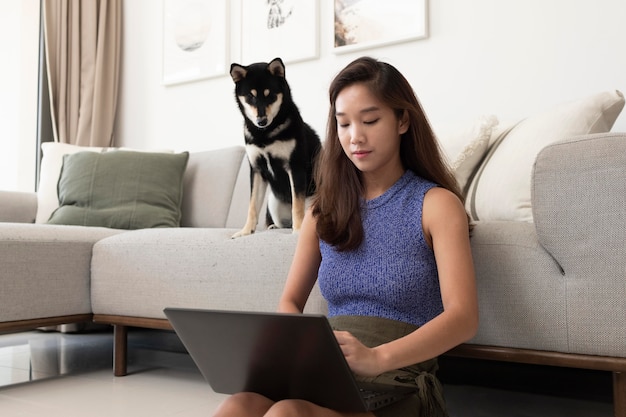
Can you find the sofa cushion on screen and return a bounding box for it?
[91,228,327,318]
[48,150,189,229]
[0,191,38,223]
[0,223,123,322]
[37,143,105,223]
[447,115,499,193]
[465,90,625,222]
[468,221,569,352]
[181,146,247,228]
[36,143,174,224]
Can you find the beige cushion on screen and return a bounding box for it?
[449,115,499,193]
[465,90,625,222]
[0,223,123,322]
[91,228,327,318]
[181,146,247,228]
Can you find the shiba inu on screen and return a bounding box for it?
[230,57,321,238]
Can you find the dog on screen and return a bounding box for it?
[230,57,321,238]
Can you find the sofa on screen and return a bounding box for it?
[0,91,625,415]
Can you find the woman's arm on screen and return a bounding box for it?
[336,187,478,376]
[278,209,322,314]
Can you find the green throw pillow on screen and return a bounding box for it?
[48,150,190,229]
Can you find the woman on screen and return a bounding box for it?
[213,57,478,417]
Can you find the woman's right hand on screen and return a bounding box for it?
[334,330,385,378]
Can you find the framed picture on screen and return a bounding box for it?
[162,0,229,86]
[240,0,319,65]
[334,0,428,54]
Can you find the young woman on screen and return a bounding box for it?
[213,57,478,417]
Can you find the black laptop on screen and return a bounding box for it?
[163,308,416,412]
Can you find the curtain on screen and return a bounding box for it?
[42,0,121,147]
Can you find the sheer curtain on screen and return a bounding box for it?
[42,0,121,147]
[39,0,121,333]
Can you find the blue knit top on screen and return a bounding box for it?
[318,170,443,327]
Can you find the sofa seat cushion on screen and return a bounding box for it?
[91,228,327,319]
[469,219,626,359]
[468,221,570,352]
[0,223,124,322]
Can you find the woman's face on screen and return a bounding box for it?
[334,83,408,177]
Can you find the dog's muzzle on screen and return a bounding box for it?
[256,116,269,127]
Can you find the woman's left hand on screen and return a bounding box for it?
[334,330,385,377]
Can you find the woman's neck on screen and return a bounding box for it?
[362,166,405,200]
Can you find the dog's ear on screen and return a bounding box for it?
[268,58,285,78]
[230,64,247,83]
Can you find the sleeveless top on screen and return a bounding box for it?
[318,170,443,327]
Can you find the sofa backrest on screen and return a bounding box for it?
[181,146,246,228]
[181,145,268,230]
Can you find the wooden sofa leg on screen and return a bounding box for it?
[615,371,626,417]
[114,325,128,376]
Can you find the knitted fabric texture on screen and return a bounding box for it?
[318,170,443,327]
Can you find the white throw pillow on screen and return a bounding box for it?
[450,115,499,193]
[36,143,105,223]
[465,90,625,222]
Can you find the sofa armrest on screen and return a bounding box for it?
[0,191,37,223]
[532,132,626,264]
[532,132,626,356]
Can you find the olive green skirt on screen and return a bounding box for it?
[328,316,449,417]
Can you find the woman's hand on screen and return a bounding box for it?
[334,330,385,377]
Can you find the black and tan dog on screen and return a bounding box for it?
[230,57,321,238]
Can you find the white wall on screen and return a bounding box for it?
[116,0,626,155]
[2,1,625,191]
[0,0,39,192]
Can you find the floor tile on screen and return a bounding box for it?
[0,330,614,417]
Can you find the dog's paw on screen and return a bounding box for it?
[231,229,254,239]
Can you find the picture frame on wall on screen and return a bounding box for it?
[240,0,319,65]
[334,0,428,54]
[162,0,229,86]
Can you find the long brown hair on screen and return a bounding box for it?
[312,57,465,251]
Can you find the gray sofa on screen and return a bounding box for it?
[1,134,625,415]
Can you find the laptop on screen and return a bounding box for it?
[163,308,416,412]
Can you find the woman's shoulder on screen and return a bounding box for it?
[423,187,468,229]
[424,187,464,211]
